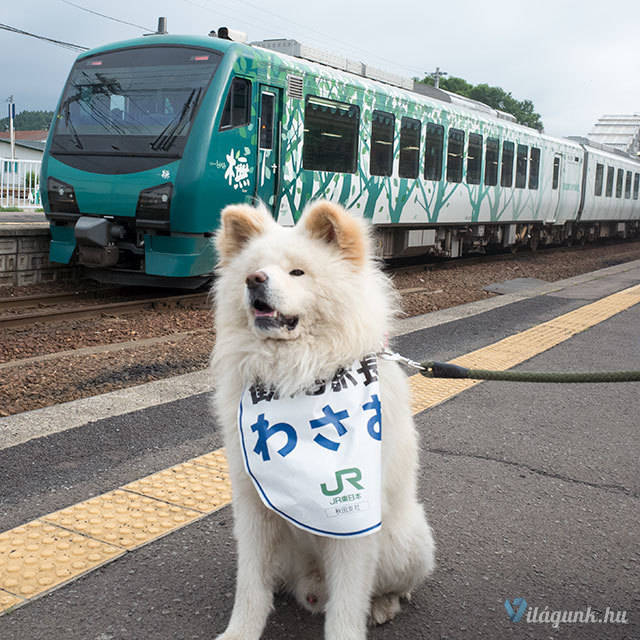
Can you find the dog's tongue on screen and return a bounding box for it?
[254,309,277,317]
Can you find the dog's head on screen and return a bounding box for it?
[213,200,395,388]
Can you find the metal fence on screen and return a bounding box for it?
[0,158,42,209]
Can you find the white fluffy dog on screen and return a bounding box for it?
[211,200,435,640]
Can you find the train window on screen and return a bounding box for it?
[399,117,421,179]
[220,78,251,129]
[501,142,514,187]
[259,92,275,149]
[625,171,632,199]
[424,123,444,181]
[552,157,560,190]
[370,110,395,177]
[528,147,540,190]
[484,138,499,186]
[446,128,465,183]
[594,163,604,196]
[466,133,483,185]
[606,166,614,197]
[616,169,623,198]
[515,145,528,188]
[634,173,640,200]
[302,96,360,174]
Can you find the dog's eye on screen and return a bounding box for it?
[289,269,305,276]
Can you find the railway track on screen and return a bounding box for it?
[2,242,639,329]
[0,291,209,329]
[0,288,126,312]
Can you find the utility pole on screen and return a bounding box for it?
[428,67,448,89]
[6,96,15,160]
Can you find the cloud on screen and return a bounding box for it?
[3,0,639,139]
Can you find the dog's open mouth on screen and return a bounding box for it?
[252,298,299,331]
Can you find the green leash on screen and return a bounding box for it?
[420,361,640,383]
[379,350,640,383]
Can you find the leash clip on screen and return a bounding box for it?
[378,348,427,372]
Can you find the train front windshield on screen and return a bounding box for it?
[50,46,221,173]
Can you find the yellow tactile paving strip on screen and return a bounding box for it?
[42,490,204,550]
[0,590,23,611]
[1,284,639,615]
[0,448,231,615]
[122,461,232,513]
[0,521,123,603]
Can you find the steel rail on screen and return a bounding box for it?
[0,292,208,329]
[0,288,128,311]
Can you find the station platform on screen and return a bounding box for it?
[1,261,639,639]
[0,211,47,224]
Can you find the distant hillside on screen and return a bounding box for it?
[0,110,54,132]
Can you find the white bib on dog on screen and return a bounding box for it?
[238,355,382,538]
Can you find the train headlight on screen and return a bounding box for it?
[47,177,80,214]
[136,183,173,229]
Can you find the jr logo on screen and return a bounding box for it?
[320,467,364,496]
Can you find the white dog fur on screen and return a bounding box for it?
[211,200,435,640]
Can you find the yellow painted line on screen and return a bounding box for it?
[1,284,639,615]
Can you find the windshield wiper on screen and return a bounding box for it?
[60,93,84,150]
[149,88,201,152]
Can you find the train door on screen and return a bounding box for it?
[256,85,282,213]
[548,153,563,223]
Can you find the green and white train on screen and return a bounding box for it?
[41,30,640,287]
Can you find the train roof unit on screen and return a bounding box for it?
[251,38,519,126]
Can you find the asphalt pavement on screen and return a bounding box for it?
[1,263,639,640]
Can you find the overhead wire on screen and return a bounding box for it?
[0,22,88,52]
[181,0,427,78]
[229,0,427,77]
[59,0,154,32]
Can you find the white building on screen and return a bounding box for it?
[0,139,44,161]
[588,114,640,157]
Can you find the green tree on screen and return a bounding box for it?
[0,110,54,132]
[418,75,543,131]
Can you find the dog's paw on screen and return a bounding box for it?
[293,569,327,614]
[369,594,402,626]
[215,633,243,640]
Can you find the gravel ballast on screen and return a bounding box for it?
[2,241,640,416]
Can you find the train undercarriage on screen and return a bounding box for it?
[375,220,640,259]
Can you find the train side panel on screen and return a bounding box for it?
[580,146,640,223]
[250,48,585,234]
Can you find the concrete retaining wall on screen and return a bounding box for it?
[0,223,79,287]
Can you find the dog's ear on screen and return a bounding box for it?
[216,204,272,264]
[301,201,366,266]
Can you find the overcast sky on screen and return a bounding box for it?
[2,0,639,138]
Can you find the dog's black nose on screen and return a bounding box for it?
[246,271,268,289]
